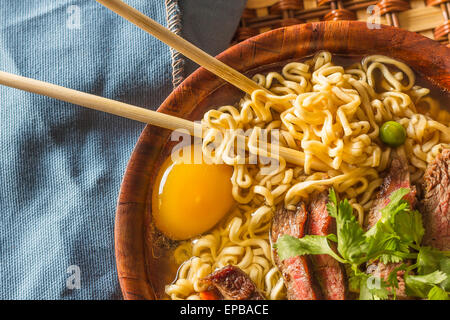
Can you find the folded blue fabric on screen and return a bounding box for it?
[0,0,245,299]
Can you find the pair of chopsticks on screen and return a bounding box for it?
[0,0,327,171]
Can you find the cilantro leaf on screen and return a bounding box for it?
[327,190,367,263]
[427,285,449,300]
[326,188,338,217]
[274,234,345,263]
[417,246,444,274]
[381,187,411,220]
[405,270,448,298]
[374,188,424,246]
[365,222,407,263]
[365,188,410,234]
[386,263,407,289]
[439,257,450,291]
[348,272,361,293]
[392,209,424,245]
[416,247,450,291]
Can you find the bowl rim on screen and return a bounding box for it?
[115,21,450,300]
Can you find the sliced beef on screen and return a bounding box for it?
[308,191,347,300]
[421,149,450,251]
[364,155,417,230]
[364,152,416,298]
[271,202,322,300]
[202,265,265,300]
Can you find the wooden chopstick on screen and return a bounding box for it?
[0,1,331,171]
[0,70,198,135]
[0,70,329,171]
[95,0,272,96]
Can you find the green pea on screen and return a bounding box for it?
[379,121,406,147]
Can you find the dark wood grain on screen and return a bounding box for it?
[115,21,450,300]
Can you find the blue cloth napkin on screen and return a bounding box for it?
[0,0,245,299]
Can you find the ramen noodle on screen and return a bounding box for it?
[164,51,450,300]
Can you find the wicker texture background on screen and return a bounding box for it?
[232,0,450,47]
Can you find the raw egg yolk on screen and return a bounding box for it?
[152,147,234,240]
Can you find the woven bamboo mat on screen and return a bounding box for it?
[232,0,450,47]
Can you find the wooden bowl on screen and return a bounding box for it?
[115,21,450,300]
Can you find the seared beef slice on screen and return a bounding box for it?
[202,265,265,300]
[271,202,321,300]
[421,149,450,251]
[365,154,416,298]
[308,191,347,300]
[365,156,416,230]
